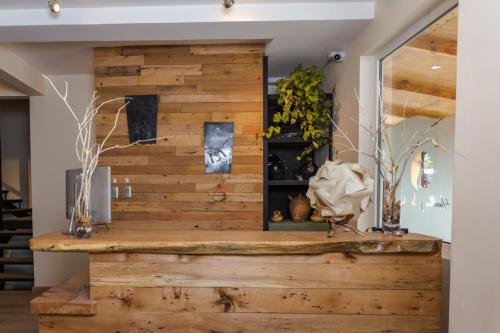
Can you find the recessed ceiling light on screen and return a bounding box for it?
[48,0,61,14]
[223,0,235,9]
[431,65,441,70]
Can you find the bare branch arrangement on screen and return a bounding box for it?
[43,76,168,237]
[329,87,445,234]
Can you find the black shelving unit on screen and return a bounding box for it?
[263,92,333,231]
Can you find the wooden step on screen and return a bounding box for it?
[0,229,32,236]
[1,199,23,210]
[2,208,32,217]
[0,242,30,250]
[2,198,22,204]
[3,217,33,229]
[0,273,34,281]
[31,271,96,316]
[0,256,33,264]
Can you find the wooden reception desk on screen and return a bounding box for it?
[30,229,442,333]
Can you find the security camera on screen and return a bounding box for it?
[223,0,235,8]
[328,50,345,62]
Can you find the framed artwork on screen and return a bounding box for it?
[204,122,234,174]
[125,95,158,144]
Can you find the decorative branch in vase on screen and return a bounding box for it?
[329,88,445,236]
[44,76,168,238]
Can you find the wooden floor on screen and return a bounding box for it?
[0,291,38,333]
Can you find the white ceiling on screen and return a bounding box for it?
[0,0,371,9]
[1,1,374,77]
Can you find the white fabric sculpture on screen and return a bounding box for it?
[306,160,374,236]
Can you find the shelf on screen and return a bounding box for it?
[268,220,330,231]
[268,180,309,186]
[268,137,330,145]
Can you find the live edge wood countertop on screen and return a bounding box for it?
[30,228,441,255]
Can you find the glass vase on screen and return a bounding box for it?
[75,215,92,239]
[382,186,403,236]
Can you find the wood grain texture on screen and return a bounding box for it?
[31,271,96,316]
[32,238,441,333]
[94,44,265,230]
[30,229,441,254]
[39,313,440,333]
[91,286,440,316]
[89,260,441,289]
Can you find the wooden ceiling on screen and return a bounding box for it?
[383,8,458,122]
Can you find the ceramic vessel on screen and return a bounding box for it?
[270,210,284,222]
[310,210,327,223]
[288,194,311,222]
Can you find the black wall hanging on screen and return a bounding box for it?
[125,95,158,144]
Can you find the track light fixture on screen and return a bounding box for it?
[48,0,61,14]
[223,0,235,9]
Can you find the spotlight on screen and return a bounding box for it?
[48,0,61,14]
[223,0,235,9]
[431,65,441,70]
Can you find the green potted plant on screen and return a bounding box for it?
[264,64,331,164]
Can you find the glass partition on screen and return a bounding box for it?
[379,7,457,242]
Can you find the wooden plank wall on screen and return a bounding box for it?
[94,44,265,231]
[38,252,442,332]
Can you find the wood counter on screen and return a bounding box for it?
[31,230,442,332]
[30,228,441,254]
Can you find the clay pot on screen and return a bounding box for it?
[288,194,311,222]
[270,210,284,222]
[310,210,327,223]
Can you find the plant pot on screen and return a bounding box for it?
[288,194,311,222]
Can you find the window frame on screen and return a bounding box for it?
[373,2,459,231]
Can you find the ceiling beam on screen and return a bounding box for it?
[0,80,28,98]
[383,46,456,100]
[0,46,44,96]
[383,87,455,119]
[407,35,457,56]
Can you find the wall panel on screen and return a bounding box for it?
[94,44,264,231]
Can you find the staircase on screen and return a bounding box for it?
[0,133,34,290]
[0,189,34,290]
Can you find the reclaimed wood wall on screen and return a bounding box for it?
[94,44,265,230]
[38,251,442,332]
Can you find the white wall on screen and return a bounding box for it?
[449,0,500,331]
[30,75,92,287]
[0,99,31,205]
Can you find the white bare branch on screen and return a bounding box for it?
[43,76,171,224]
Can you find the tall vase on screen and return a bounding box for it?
[382,184,403,236]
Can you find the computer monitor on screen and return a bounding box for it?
[65,166,111,224]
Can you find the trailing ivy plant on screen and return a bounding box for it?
[264,64,331,161]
